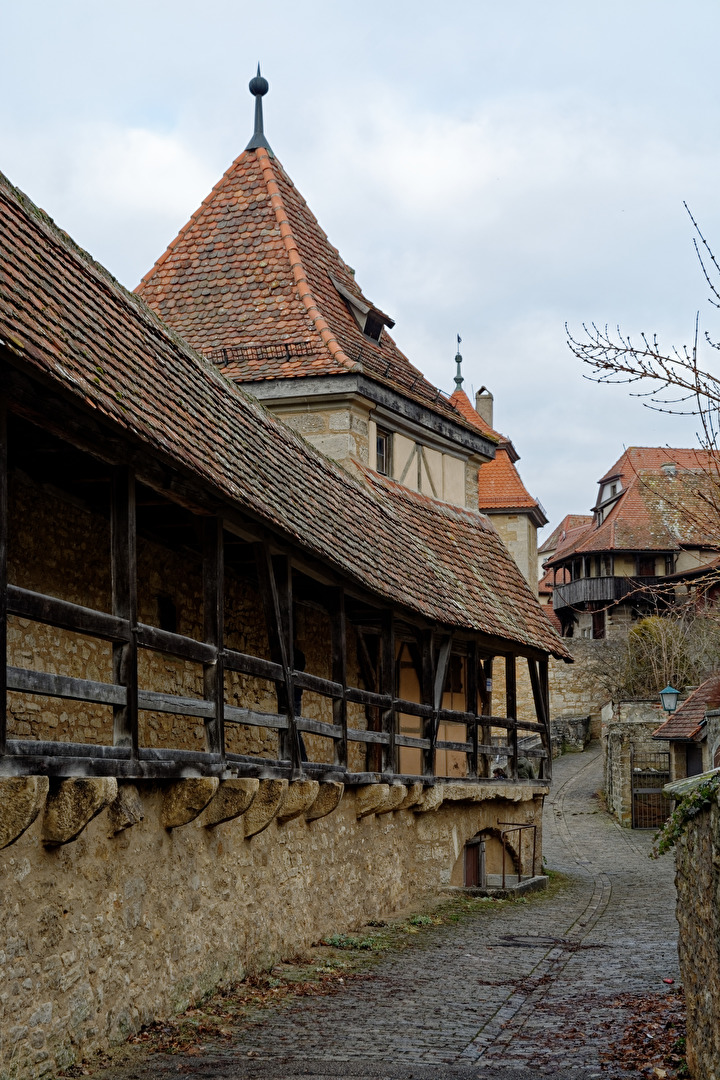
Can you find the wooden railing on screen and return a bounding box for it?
[0,400,552,787]
[2,582,551,784]
[553,575,663,610]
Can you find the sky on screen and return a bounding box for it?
[2,0,720,533]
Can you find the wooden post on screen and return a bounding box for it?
[379,610,395,775]
[481,656,494,778]
[432,635,453,776]
[357,629,382,772]
[506,654,518,779]
[330,588,348,768]
[528,656,552,780]
[111,466,138,756]
[203,517,225,758]
[421,630,434,776]
[0,397,7,756]
[466,642,479,778]
[253,545,302,776]
[539,656,552,781]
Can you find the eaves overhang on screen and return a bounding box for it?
[482,504,549,528]
[238,372,497,460]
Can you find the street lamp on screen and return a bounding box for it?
[660,685,680,713]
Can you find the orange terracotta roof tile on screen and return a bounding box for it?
[538,514,594,556]
[448,389,545,523]
[548,448,720,562]
[136,146,480,438]
[449,387,504,442]
[0,169,569,661]
[653,674,720,740]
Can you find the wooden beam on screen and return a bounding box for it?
[8,666,126,707]
[0,396,6,755]
[254,544,303,776]
[480,656,494,778]
[111,466,138,756]
[430,634,453,776]
[223,648,283,681]
[379,610,395,773]
[346,685,391,709]
[539,656,552,781]
[466,641,479,778]
[356,628,382,772]
[506,654,518,779]
[135,623,217,664]
[6,586,130,642]
[527,656,552,780]
[203,517,225,757]
[433,636,453,711]
[421,630,434,776]
[330,588,348,768]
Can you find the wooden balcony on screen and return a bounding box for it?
[553,575,663,611]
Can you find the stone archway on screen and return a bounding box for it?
[451,827,522,887]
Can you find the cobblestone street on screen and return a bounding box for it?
[100,745,681,1080]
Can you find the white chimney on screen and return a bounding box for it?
[475,388,494,429]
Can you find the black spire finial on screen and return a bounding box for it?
[454,333,464,389]
[246,64,273,156]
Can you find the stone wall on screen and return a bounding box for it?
[550,715,592,757]
[548,639,609,739]
[0,777,546,1079]
[675,797,720,1079]
[485,513,538,594]
[602,701,668,827]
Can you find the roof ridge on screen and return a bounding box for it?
[256,148,357,374]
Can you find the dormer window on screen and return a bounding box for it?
[376,429,391,476]
[599,478,622,505]
[329,274,395,343]
[363,312,385,342]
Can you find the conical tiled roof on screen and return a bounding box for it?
[449,388,546,523]
[136,145,478,434]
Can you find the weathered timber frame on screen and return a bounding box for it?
[0,368,553,786]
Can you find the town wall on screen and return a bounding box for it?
[0,781,546,1080]
[6,470,368,767]
[674,797,720,1080]
[548,640,608,738]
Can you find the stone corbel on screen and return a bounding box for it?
[202,778,260,827]
[276,780,320,824]
[243,779,288,838]
[0,776,50,850]
[355,783,390,818]
[161,778,219,829]
[107,783,145,836]
[375,783,408,814]
[306,781,344,821]
[396,781,424,811]
[42,777,118,846]
[413,784,445,813]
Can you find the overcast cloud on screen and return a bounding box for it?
[2,0,719,532]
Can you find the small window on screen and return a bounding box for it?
[376,430,391,476]
[364,312,384,342]
[637,556,656,578]
[157,595,177,633]
[610,483,617,497]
